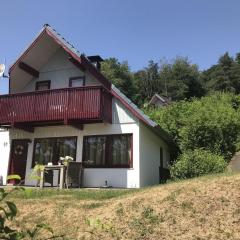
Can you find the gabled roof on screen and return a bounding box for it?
[9,24,173,146]
[9,24,111,90]
[149,93,171,106]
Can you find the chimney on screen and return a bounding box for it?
[87,55,104,71]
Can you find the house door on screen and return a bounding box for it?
[159,147,164,183]
[8,139,29,184]
[159,147,170,184]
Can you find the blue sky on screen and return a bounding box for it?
[0,0,240,93]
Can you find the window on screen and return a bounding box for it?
[35,81,51,91]
[32,137,77,167]
[69,76,85,87]
[111,135,132,167]
[83,136,106,167]
[83,134,132,168]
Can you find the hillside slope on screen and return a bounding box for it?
[12,173,240,239]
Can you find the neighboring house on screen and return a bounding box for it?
[0,24,172,188]
[149,94,171,107]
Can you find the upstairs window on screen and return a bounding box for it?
[83,134,132,168]
[35,80,51,91]
[69,76,85,87]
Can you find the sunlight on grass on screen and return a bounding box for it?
[6,172,234,201]
[9,188,140,200]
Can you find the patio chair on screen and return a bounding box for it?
[35,169,53,187]
[44,170,54,187]
[65,161,84,188]
[159,167,170,184]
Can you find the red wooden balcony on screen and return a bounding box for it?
[0,86,112,130]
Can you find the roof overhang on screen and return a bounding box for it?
[9,29,60,93]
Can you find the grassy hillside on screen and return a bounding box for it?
[8,173,240,239]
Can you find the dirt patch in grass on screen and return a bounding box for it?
[8,173,240,239]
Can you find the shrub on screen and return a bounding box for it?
[170,149,227,179]
[145,92,240,160]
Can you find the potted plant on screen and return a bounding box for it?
[30,163,45,187]
[59,156,74,166]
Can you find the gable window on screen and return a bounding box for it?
[32,137,77,167]
[35,80,51,91]
[83,134,132,168]
[69,76,85,87]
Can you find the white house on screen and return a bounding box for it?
[0,24,172,188]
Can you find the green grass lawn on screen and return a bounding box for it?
[9,187,140,200]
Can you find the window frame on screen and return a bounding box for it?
[69,76,85,87]
[82,134,133,168]
[32,136,78,168]
[35,80,51,91]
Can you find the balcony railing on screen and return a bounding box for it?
[0,86,112,126]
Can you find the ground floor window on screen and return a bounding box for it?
[32,137,77,167]
[83,134,132,168]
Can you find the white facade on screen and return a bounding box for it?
[139,122,170,187]
[0,130,10,185]
[6,98,170,188]
[20,49,100,93]
[8,99,141,188]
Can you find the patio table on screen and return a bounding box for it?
[40,165,65,189]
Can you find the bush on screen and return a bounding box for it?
[145,92,240,160]
[170,149,227,179]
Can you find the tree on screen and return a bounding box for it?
[161,57,204,100]
[134,60,163,105]
[231,53,240,93]
[134,57,203,106]
[101,58,136,101]
[202,52,240,94]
